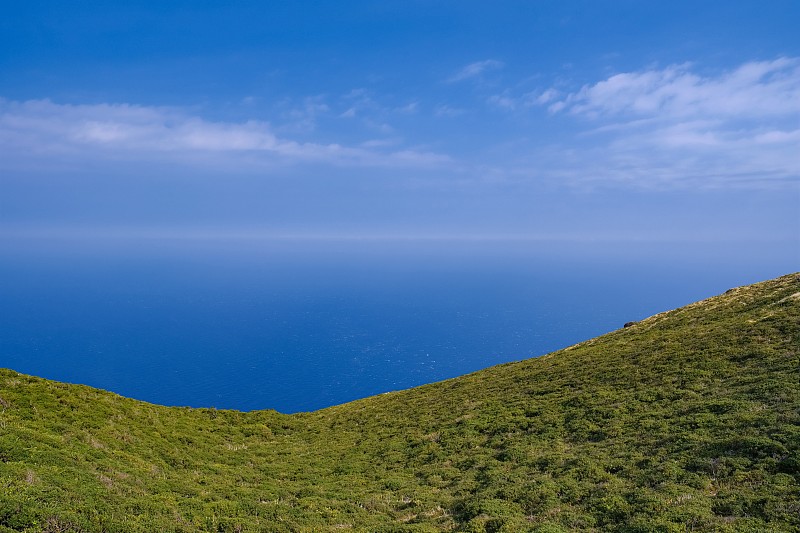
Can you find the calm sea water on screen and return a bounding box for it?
[0,237,795,413]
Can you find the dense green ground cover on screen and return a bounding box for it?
[1,273,798,532]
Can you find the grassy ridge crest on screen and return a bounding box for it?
[1,273,799,532]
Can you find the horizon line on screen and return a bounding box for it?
[0,226,793,245]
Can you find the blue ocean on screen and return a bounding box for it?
[1,236,795,413]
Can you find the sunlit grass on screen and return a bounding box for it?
[1,273,798,531]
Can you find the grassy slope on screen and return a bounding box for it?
[0,273,798,532]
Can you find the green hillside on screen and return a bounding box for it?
[1,273,798,532]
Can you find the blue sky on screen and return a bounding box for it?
[1,1,799,249]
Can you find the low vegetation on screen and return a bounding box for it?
[1,273,798,531]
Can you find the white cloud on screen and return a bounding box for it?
[395,102,419,114]
[360,138,402,148]
[334,89,421,136]
[489,88,565,112]
[523,58,800,188]
[448,59,504,83]
[277,95,329,133]
[434,105,465,118]
[337,88,383,120]
[557,58,800,119]
[487,92,517,110]
[341,88,375,110]
[535,88,560,105]
[0,98,450,171]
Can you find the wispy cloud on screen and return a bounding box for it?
[448,59,504,83]
[338,88,374,118]
[555,57,800,119]
[434,104,466,118]
[521,58,800,188]
[0,98,451,171]
[2,59,796,191]
[277,95,329,134]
